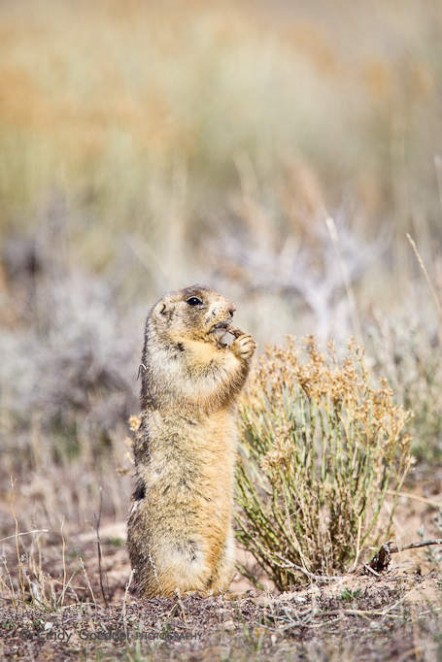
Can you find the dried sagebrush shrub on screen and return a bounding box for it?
[236,337,412,590]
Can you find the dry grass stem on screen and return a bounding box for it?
[406,233,442,319]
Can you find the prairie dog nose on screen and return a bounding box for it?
[210,300,236,317]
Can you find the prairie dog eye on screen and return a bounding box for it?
[186,296,203,306]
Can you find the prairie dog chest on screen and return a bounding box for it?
[145,411,237,485]
[149,340,239,399]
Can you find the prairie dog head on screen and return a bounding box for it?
[148,285,236,344]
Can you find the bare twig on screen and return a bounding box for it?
[326,216,363,342]
[122,569,134,640]
[386,489,442,509]
[275,554,343,583]
[363,564,382,578]
[95,487,109,608]
[0,529,49,543]
[58,519,67,607]
[389,539,442,554]
[406,233,442,318]
[79,557,96,605]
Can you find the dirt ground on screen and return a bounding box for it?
[1,471,441,662]
[1,570,440,661]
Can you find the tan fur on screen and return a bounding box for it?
[127,285,256,597]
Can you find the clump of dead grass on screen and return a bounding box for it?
[236,337,412,590]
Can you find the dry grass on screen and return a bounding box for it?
[237,337,412,589]
[1,0,442,341]
[0,0,441,269]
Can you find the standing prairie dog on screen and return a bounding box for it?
[127,285,256,596]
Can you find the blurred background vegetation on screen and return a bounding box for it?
[0,0,441,529]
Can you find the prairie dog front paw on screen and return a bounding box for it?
[232,332,256,361]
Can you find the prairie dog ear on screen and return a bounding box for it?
[153,298,174,321]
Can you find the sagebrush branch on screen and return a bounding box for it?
[389,539,442,553]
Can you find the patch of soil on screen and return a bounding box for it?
[1,469,441,660]
[1,571,440,661]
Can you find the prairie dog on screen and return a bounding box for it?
[127,285,255,596]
